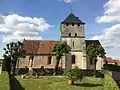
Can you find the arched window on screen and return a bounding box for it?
[22,56,26,58]
[73,41,74,48]
[77,24,80,26]
[48,56,52,64]
[72,55,75,64]
[66,23,69,26]
[69,33,71,37]
[75,33,77,37]
[72,23,74,26]
[90,59,93,65]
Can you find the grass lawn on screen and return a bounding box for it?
[0,71,9,90]
[16,76,104,90]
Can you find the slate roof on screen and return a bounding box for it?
[23,40,59,54]
[85,40,101,47]
[61,13,85,24]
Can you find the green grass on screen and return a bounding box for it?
[0,71,9,90]
[104,72,119,90]
[16,76,103,90]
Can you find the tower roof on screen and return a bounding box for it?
[85,40,101,47]
[61,13,85,24]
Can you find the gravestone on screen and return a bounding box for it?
[28,67,33,76]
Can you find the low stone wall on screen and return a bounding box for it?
[112,71,120,81]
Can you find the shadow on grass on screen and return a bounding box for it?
[73,83,103,87]
[9,75,25,90]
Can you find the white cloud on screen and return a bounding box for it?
[93,0,120,59]
[64,0,72,3]
[0,14,52,43]
[91,24,120,59]
[58,0,76,3]
[91,24,120,48]
[96,0,120,23]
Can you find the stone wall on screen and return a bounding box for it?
[19,55,66,69]
[86,56,104,70]
[61,24,84,37]
[96,57,104,70]
[60,23,86,69]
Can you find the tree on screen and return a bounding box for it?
[3,41,25,75]
[2,54,11,74]
[52,41,71,75]
[63,66,83,85]
[86,44,106,76]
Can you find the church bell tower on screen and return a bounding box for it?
[60,13,86,69]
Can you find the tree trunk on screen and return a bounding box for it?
[15,58,20,75]
[7,59,11,75]
[11,60,17,76]
[53,59,60,75]
[93,59,97,77]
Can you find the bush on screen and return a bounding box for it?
[104,64,120,71]
[63,67,83,81]
[104,72,119,90]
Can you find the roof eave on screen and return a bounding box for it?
[61,22,85,25]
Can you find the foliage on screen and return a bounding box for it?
[52,41,71,75]
[63,67,83,81]
[86,44,106,76]
[2,55,11,72]
[52,41,71,60]
[3,41,25,75]
[104,72,119,90]
[0,72,10,90]
[104,64,120,71]
[86,44,106,60]
[16,76,103,90]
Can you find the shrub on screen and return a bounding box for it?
[104,64,120,71]
[63,67,83,81]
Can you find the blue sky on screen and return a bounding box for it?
[0,0,120,59]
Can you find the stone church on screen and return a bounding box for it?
[19,13,104,70]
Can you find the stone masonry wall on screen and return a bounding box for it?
[19,55,66,69]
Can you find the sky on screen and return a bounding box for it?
[0,0,120,59]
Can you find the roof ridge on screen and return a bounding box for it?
[24,40,59,41]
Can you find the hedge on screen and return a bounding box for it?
[104,64,120,71]
[104,72,119,90]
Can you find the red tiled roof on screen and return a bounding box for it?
[104,57,114,63]
[114,60,120,64]
[23,40,59,54]
[104,57,120,64]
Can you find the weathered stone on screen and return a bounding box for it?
[60,23,86,69]
[28,67,33,76]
